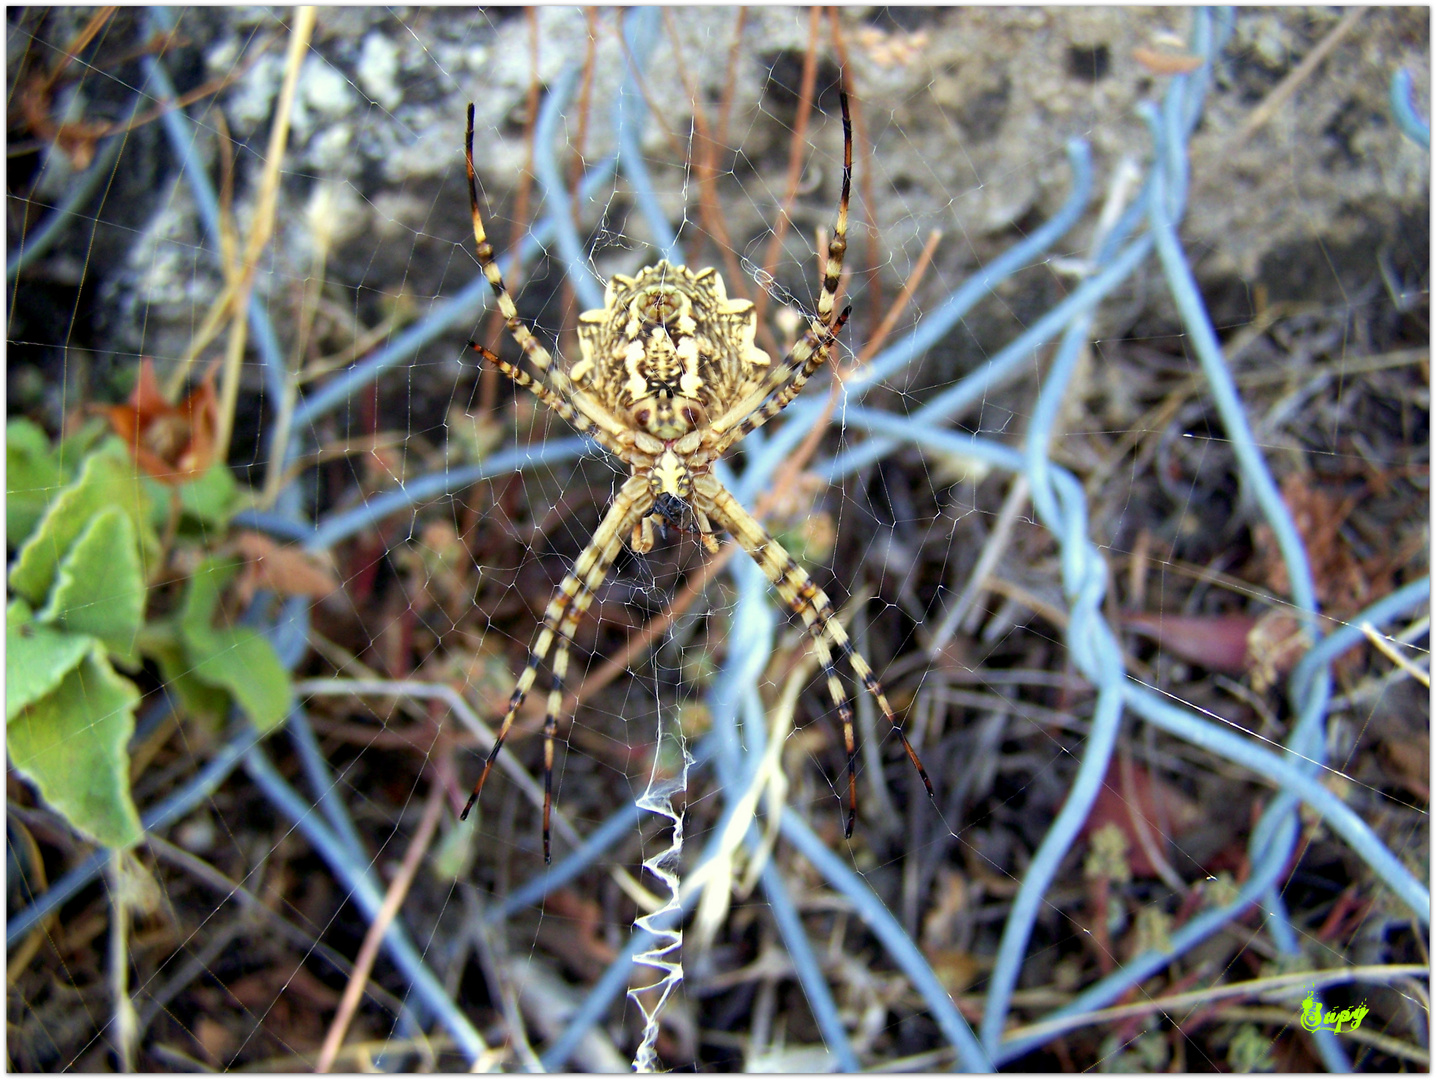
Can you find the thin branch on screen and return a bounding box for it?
[1231,8,1365,144]
[315,779,446,1072]
[214,6,315,460]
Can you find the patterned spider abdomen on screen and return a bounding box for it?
[572,261,772,439]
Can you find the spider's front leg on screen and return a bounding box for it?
[697,478,934,837]
[709,304,851,455]
[467,343,621,457]
[465,106,629,446]
[708,88,854,454]
[463,475,653,862]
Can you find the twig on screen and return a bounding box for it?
[617,29,705,165]
[294,678,657,904]
[143,834,420,1035]
[214,6,316,461]
[298,300,408,384]
[163,110,241,400]
[1002,964,1429,1047]
[1231,8,1365,145]
[1118,748,1190,897]
[315,778,445,1072]
[16,21,278,167]
[1360,620,1431,688]
[5,819,53,984]
[569,8,600,205]
[856,228,942,364]
[688,640,817,949]
[751,6,823,338]
[714,9,746,155]
[107,852,137,1072]
[766,222,940,509]
[260,176,341,507]
[574,542,738,708]
[927,473,1029,654]
[555,8,602,369]
[266,431,410,493]
[1216,1006,1430,1066]
[660,9,751,302]
[854,603,898,827]
[247,1034,482,1073]
[36,7,117,98]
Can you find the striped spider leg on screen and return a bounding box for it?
[460,87,933,862]
[695,480,933,838]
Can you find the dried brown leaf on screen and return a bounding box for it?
[232,531,340,603]
[1082,761,1203,879]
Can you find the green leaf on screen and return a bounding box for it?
[6,606,93,720]
[178,557,292,733]
[186,631,292,733]
[7,648,143,849]
[56,416,109,466]
[135,622,231,727]
[6,418,66,548]
[177,556,232,637]
[177,461,241,530]
[9,440,158,607]
[36,508,146,665]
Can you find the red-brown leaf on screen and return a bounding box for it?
[1122,611,1256,674]
[107,358,219,483]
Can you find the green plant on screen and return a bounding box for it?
[5,419,292,849]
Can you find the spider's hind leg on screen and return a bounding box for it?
[463,476,653,862]
[701,484,934,837]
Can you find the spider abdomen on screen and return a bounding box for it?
[575,261,773,435]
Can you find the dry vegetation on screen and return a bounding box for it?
[7,7,1428,1071]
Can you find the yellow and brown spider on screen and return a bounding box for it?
[459,90,933,862]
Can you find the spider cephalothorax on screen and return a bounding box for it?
[459,91,932,862]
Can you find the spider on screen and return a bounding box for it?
[459,89,933,862]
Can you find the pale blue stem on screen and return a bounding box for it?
[1390,68,1431,149]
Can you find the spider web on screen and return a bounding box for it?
[6,6,1430,1072]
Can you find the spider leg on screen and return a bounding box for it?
[816,87,853,329]
[693,507,722,555]
[462,475,654,863]
[698,481,934,837]
[468,342,627,459]
[465,105,628,442]
[539,487,652,863]
[709,89,852,450]
[708,304,851,455]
